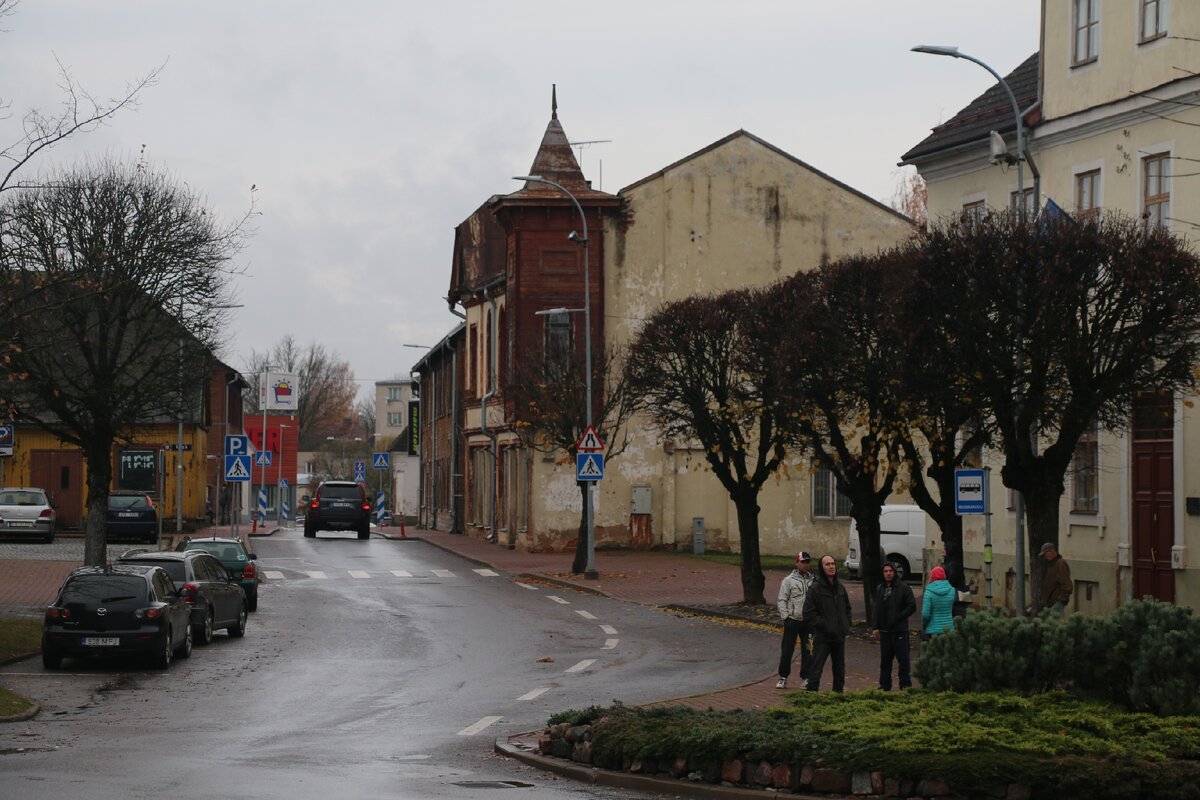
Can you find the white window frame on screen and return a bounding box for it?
[1140,143,1174,230]
[1073,0,1100,66]
[811,465,852,519]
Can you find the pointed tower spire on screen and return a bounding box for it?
[552,83,558,120]
[522,85,587,191]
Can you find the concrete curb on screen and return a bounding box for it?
[0,700,40,724]
[494,735,816,799]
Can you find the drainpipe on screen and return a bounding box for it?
[445,299,466,534]
[478,285,500,543]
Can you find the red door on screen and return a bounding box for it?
[30,450,85,529]
[1131,395,1174,602]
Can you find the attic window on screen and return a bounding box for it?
[1072,0,1099,66]
[1140,0,1165,43]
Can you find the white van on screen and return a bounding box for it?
[845,505,929,580]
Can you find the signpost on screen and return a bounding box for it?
[955,467,992,606]
[224,434,252,539]
[353,459,367,484]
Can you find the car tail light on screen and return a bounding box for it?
[361,502,371,512]
[310,499,319,510]
[46,606,71,619]
[39,508,53,519]
[180,583,199,604]
[242,563,256,579]
[136,606,163,619]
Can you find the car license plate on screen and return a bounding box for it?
[83,637,119,647]
[7,521,33,527]
[331,502,351,508]
[118,512,139,518]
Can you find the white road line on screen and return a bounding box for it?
[602,638,619,650]
[515,582,538,590]
[565,659,596,673]
[349,570,370,579]
[263,571,284,580]
[457,716,503,736]
[432,569,455,578]
[574,609,597,620]
[390,569,412,577]
[516,687,550,701]
[472,568,499,577]
[306,571,327,579]
[599,624,618,635]
[547,595,569,605]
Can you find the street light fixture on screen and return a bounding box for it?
[513,174,598,579]
[912,45,1039,613]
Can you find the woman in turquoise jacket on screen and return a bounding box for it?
[922,565,957,636]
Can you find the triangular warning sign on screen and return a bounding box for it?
[227,458,250,479]
[374,453,388,468]
[579,455,603,478]
[577,425,605,452]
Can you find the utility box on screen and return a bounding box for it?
[692,517,705,554]
[631,485,652,515]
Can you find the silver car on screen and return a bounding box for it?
[0,487,56,543]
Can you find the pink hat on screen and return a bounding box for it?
[930,566,947,582]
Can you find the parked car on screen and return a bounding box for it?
[304,480,371,540]
[116,550,247,644]
[845,504,930,580]
[106,491,158,544]
[177,536,260,611]
[0,487,56,543]
[42,564,192,670]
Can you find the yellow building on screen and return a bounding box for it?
[901,2,1200,611]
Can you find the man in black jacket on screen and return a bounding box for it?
[802,554,852,692]
[871,561,916,690]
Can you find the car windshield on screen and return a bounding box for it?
[188,542,245,560]
[61,576,147,605]
[121,560,185,581]
[322,485,361,500]
[0,491,47,506]
[109,495,148,510]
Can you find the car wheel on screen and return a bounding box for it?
[228,603,247,638]
[195,609,214,646]
[176,623,193,659]
[888,555,911,581]
[42,647,62,670]
[246,591,258,613]
[153,629,173,670]
[303,525,316,538]
[357,524,370,540]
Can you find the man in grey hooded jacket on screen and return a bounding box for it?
[776,551,815,689]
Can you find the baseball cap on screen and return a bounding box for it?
[796,551,812,562]
[1039,542,1057,555]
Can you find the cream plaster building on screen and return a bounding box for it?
[901,1,1200,612]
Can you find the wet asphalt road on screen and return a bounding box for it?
[1,530,772,799]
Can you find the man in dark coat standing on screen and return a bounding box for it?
[803,554,852,692]
[871,561,916,690]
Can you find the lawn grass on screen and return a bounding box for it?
[0,687,33,717]
[0,616,41,661]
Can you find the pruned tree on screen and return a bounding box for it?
[891,168,928,231]
[0,159,246,565]
[625,290,789,604]
[507,341,637,572]
[927,211,1200,608]
[765,257,908,618]
[244,336,357,449]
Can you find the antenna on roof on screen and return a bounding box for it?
[569,139,613,187]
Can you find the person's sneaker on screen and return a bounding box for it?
[799,679,809,690]
[775,677,787,689]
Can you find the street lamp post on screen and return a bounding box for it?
[513,174,598,579]
[912,45,1040,614]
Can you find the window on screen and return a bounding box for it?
[467,325,477,397]
[484,309,494,393]
[470,448,491,528]
[1075,169,1101,222]
[504,446,529,532]
[1073,0,1099,65]
[961,200,986,228]
[812,466,851,519]
[1010,189,1034,220]
[386,412,404,427]
[387,387,403,402]
[1143,152,1170,229]
[1141,0,1165,42]
[544,311,572,369]
[1071,421,1099,513]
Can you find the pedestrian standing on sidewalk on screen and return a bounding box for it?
[871,561,916,690]
[776,551,815,689]
[1039,542,1072,616]
[922,565,956,636]
[803,554,852,693]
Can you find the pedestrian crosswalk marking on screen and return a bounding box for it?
[390,569,412,577]
[603,639,619,650]
[565,659,596,673]
[457,716,503,736]
[599,624,618,635]
[432,569,455,578]
[515,582,538,590]
[547,595,569,604]
[349,570,370,579]
[264,571,285,580]
[472,568,498,577]
[517,687,550,701]
[306,571,327,579]
[574,610,597,620]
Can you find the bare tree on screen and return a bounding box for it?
[891,168,928,231]
[0,160,247,565]
[507,342,637,572]
[244,336,357,449]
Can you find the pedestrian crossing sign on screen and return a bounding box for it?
[225,454,252,482]
[372,452,390,469]
[576,452,605,481]
[255,451,272,467]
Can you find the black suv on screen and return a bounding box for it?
[304,480,371,539]
[42,564,192,670]
[116,550,247,644]
[106,491,159,544]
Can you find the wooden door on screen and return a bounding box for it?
[1131,395,1175,602]
[30,450,85,529]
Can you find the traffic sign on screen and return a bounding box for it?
[225,434,251,456]
[372,452,390,469]
[255,451,272,467]
[225,454,252,482]
[576,452,605,481]
[278,478,289,488]
[0,423,12,457]
[353,460,367,482]
[576,425,605,452]
[954,469,987,515]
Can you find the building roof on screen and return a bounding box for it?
[900,52,1040,164]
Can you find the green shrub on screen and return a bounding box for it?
[914,598,1200,716]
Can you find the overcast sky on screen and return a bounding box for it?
[2,1,1041,400]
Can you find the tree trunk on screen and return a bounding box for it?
[570,481,588,575]
[83,440,114,566]
[1023,481,1062,612]
[731,489,765,604]
[854,507,885,624]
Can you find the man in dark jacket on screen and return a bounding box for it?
[871,561,916,690]
[802,554,852,692]
[1039,542,1072,616]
